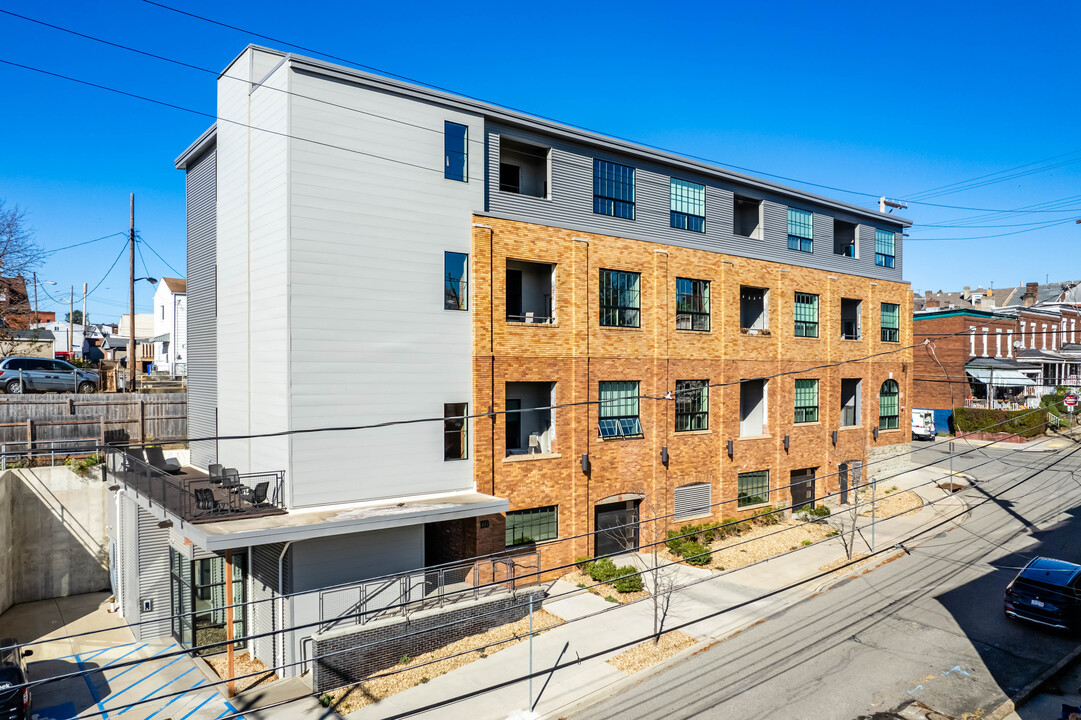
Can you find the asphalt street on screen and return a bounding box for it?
[570,440,1081,720]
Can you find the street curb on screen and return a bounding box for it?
[984,643,1081,720]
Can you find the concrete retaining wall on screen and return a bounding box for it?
[311,587,546,693]
[866,442,916,482]
[0,466,110,614]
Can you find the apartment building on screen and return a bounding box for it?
[109,45,912,678]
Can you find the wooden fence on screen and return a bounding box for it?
[0,393,187,445]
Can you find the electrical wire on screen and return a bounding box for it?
[904,217,1079,242]
[84,237,130,299]
[41,231,126,255]
[137,234,183,277]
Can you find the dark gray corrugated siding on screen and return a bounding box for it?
[486,124,904,281]
[251,543,283,666]
[185,145,217,467]
[136,506,172,640]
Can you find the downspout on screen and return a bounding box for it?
[276,540,292,678]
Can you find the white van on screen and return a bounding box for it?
[912,409,936,441]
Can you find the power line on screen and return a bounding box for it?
[902,149,1081,202]
[84,237,130,299]
[904,217,1080,242]
[137,234,183,277]
[41,230,126,255]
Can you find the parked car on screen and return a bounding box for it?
[0,638,32,720]
[0,357,98,394]
[912,409,936,441]
[1004,557,1081,630]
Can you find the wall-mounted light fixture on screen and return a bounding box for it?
[873,426,879,441]
[726,440,734,459]
[831,430,838,446]
[660,446,669,466]
[783,435,790,453]
[581,453,591,474]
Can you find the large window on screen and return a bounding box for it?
[675,379,709,432]
[738,470,770,508]
[879,380,899,430]
[840,378,861,427]
[794,292,819,338]
[794,379,819,423]
[444,121,468,182]
[598,381,641,438]
[880,303,900,342]
[593,159,635,219]
[444,403,468,460]
[875,229,896,268]
[670,178,705,232]
[676,278,710,331]
[170,549,245,655]
[600,269,641,328]
[444,252,468,310]
[506,506,558,546]
[787,208,813,253]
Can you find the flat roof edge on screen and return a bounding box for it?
[175,124,217,169]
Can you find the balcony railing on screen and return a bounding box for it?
[105,448,286,524]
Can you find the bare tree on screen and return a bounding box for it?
[0,201,45,279]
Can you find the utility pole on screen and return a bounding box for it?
[879,197,909,214]
[68,285,73,357]
[32,272,38,326]
[82,281,87,334]
[129,194,136,393]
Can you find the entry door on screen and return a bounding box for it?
[790,469,816,510]
[595,501,640,557]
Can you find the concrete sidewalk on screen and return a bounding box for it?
[348,463,974,720]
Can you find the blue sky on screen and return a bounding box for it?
[1,0,1079,321]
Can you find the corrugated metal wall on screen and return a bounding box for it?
[185,145,217,469]
[250,543,283,667]
[486,124,904,281]
[135,506,171,640]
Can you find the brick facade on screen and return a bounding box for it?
[911,310,1017,411]
[472,216,913,572]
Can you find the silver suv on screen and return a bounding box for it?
[0,357,98,394]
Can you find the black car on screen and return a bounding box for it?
[1004,557,1081,630]
[0,638,31,720]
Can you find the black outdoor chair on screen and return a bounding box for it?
[208,463,225,485]
[241,481,270,507]
[221,468,241,492]
[193,487,223,512]
[144,446,182,474]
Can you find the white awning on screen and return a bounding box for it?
[966,368,1037,386]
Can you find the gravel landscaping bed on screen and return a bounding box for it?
[858,488,923,518]
[606,631,698,673]
[561,569,650,604]
[660,517,836,572]
[324,608,561,714]
[206,651,277,694]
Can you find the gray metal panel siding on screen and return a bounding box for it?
[185,146,217,468]
[136,506,171,640]
[120,494,139,630]
[250,543,283,666]
[486,124,906,282]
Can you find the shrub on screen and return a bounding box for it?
[801,540,813,546]
[797,504,831,522]
[399,654,411,665]
[681,541,711,565]
[65,454,101,477]
[953,407,1047,438]
[575,556,593,574]
[588,557,619,583]
[612,567,643,593]
[752,506,781,526]
[604,595,617,603]
[319,693,333,708]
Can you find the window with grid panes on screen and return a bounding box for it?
[794,379,819,423]
[676,278,710,331]
[600,269,641,328]
[879,380,899,430]
[794,292,819,338]
[670,178,705,232]
[738,470,770,507]
[506,506,558,546]
[598,381,642,438]
[675,380,709,431]
[593,159,635,219]
[875,229,896,268]
[788,208,813,253]
[880,303,900,342]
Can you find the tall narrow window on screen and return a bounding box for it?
[878,380,899,430]
[444,403,468,460]
[674,380,709,432]
[794,379,819,423]
[875,229,896,268]
[840,378,861,427]
[599,269,641,328]
[593,159,635,219]
[794,292,819,338]
[506,506,558,545]
[444,122,468,181]
[670,178,705,232]
[787,208,813,253]
[880,303,900,342]
[676,278,710,331]
[738,470,770,508]
[444,252,469,310]
[598,381,641,438]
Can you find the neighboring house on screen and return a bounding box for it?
[117,313,155,375]
[33,321,109,359]
[913,280,1081,312]
[108,45,914,677]
[0,329,55,358]
[152,277,187,376]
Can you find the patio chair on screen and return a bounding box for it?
[208,463,225,485]
[123,447,145,472]
[193,488,223,512]
[221,468,241,493]
[144,446,181,474]
[241,481,270,507]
